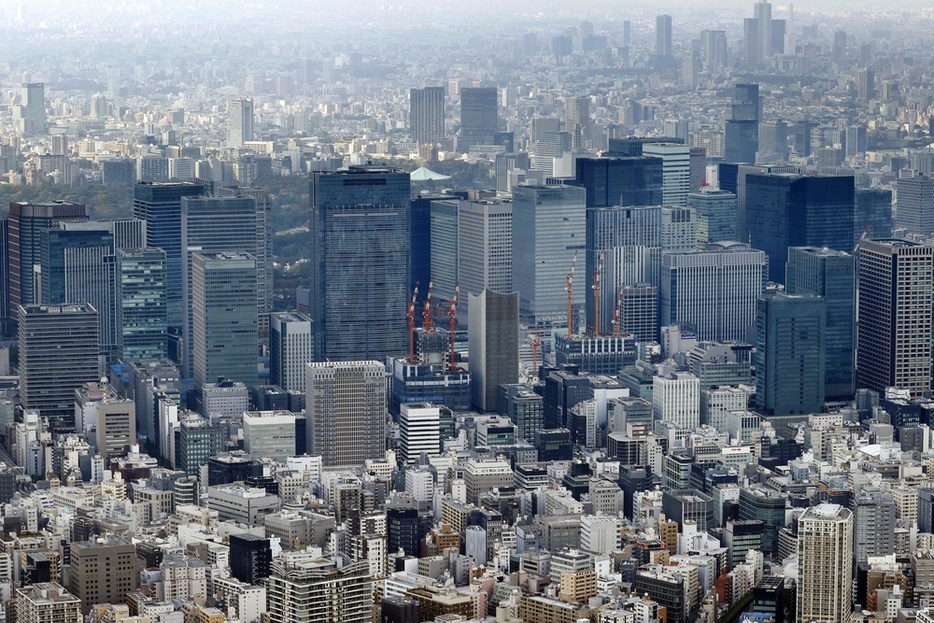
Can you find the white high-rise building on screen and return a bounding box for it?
[399,403,441,464]
[661,242,767,342]
[306,361,387,468]
[797,503,853,623]
[228,98,254,148]
[458,200,513,308]
[643,143,692,207]
[652,371,701,430]
[269,312,312,392]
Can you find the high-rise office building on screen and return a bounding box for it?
[459,88,498,152]
[853,488,896,565]
[409,87,445,145]
[13,78,45,135]
[744,173,855,283]
[754,293,825,416]
[725,84,760,165]
[854,188,893,243]
[655,15,672,57]
[429,198,460,310]
[16,583,82,623]
[894,173,934,235]
[687,188,738,244]
[243,411,296,462]
[468,290,519,412]
[572,157,663,208]
[115,248,168,362]
[457,200,513,316]
[858,68,874,102]
[311,166,409,362]
[229,533,272,585]
[566,96,591,149]
[642,144,691,207]
[133,181,208,330]
[191,252,258,387]
[797,504,853,623]
[758,120,789,163]
[265,556,372,623]
[306,361,387,468]
[8,201,88,318]
[181,195,261,376]
[586,205,696,335]
[216,186,273,333]
[701,30,728,71]
[660,242,767,342]
[228,98,254,148]
[512,185,586,329]
[19,304,99,419]
[269,312,312,392]
[39,223,115,356]
[68,536,140,615]
[399,402,442,463]
[785,247,855,401]
[856,239,934,398]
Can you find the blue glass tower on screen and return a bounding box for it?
[311,166,410,362]
[785,246,855,401]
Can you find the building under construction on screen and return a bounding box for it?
[554,333,638,376]
[389,328,471,419]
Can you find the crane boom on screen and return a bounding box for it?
[565,250,578,338]
[448,282,460,372]
[407,282,419,364]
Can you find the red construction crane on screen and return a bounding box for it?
[422,279,434,331]
[407,282,419,364]
[448,282,460,372]
[523,326,542,378]
[565,250,578,338]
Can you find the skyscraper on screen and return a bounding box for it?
[228,98,254,148]
[468,290,519,412]
[724,84,760,165]
[512,185,586,329]
[642,143,691,206]
[409,87,445,145]
[133,181,208,330]
[785,247,855,401]
[115,248,168,363]
[655,15,672,57]
[572,157,663,208]
[687,188,738,244]
[13,78,45,135]
[566,96,591,149]
[660,242,767,342]
[754,293,826,416]
[457,200,513,313]
[8,201,88,318]
[856,239,934,398]
[181,195,261,376]
[797,504,853,623]
[18,304,99,419]
[306,361,387,468]
[744,172,855,282]
[459,87,498,152]
[269,312,313,392]
[853,488,896,565]
[855,188,893,243]
[191,252,258,388]
[39,224,115,356]
[894,173,934,235]
[311,166,409,362]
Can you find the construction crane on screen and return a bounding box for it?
[613,282,625,336]
[407,282,419,364]
[565,250,578,338]
[853,224,872,254]
[422,279,434,331]
[523,326,542,378]
[448,282,460,372]
[592,250,604,336]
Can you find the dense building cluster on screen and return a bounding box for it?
[0,1,933,623]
